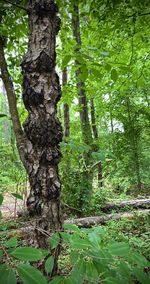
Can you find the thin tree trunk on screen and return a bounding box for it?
[90,98,103,187]
[2,83,9,144]
[126,99,141,190]
[0,38,26,165]
[72,1,93,209]
[62,67,70,139]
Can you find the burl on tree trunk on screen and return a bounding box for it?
[21,0,62,247]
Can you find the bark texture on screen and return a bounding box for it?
[20,0,62,247]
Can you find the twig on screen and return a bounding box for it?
[128,12,150,18]
[2,0,28,12]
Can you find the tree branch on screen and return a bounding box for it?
[2,0,28,12]
[0,38,26,165]
[128,12,150,18]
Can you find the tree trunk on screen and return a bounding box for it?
[90,98,103,187]
[0,38,26,165]
[20,0,62,248]
[62,68,70,139]
[126,98,141,190]
[72,2,93,210]
[2,82,9,144]
[0,0,63,254]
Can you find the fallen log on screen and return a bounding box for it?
[17,198,150,219]
[101,198,150,212]
[1,209,150,238]
[64,209,150,228]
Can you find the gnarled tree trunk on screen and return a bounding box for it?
[21,0,62,247]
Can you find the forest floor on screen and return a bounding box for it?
[1,192,24,218]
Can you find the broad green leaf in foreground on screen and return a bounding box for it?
[10,247,45,261]
[49,276,64,284]
[0,264,17,284]
[108,242,129,256]
[5,237,17,248]
[45,256,54,274]
[17,264,47,284]
[49,233,60,250]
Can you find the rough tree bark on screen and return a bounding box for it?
[0,0,63,252]
[72,1,93,209]
[90,98,103,187]
[21,0,62,247]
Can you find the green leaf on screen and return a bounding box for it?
[10,247,44,261]
[60,232,71,242]
[63,224,80,232]
[108,242,129,256]
[93,227,106,235]
[64,278,77,284]
[49,276,64,283]
[0,193,4,205]
[88,231,101,247]
[0,249,3,259]
[70,250,79,264]
[134,268,150,284]
[62,55,71,68]
[105,64,111,71]
[45,256,54,274]
[91,68,102,79]
[0,113,7,118]
[0,264,17,284]
[117,262,131,279]
[71,259,86,284]
[17,264,47,284]
[111,69,118,81]
[86,261,98,281]
[129,252,149,267]
[49,233,60,250]
[91,151,105,162]
[70,235,91,250]
[5,237,17,248]
[12,193,23,200]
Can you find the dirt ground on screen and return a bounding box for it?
[0,192,25,218]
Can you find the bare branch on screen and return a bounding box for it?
[2,0,28,12]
